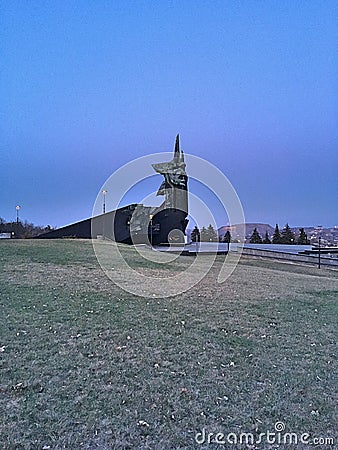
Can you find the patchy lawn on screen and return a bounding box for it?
[0,240,337,449]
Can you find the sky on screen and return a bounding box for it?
[1,0,337,229]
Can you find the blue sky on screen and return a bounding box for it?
[1,0,337,229]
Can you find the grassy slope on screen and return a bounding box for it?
[0,240,337,449]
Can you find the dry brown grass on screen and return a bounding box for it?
[0,239,337,449]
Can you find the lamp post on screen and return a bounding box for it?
[316,225,323,269]
[149,214,153,246]
[15,206,21,238]
[15,205,21,223]
[102,190,107,214]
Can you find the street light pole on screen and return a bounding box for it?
[102,190,107,214]
[317,225,322,269]
[16,205,21,224]
[15,205,21,239]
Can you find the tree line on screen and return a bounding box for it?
[190,225,234,243]
[249,224,309,245]
[0,218,52,238]
[190,223,310,245]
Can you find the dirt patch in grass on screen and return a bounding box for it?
[0,240,337,449]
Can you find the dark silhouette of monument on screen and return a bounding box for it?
[37,135,189,245]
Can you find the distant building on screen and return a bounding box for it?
[0,233,11,239]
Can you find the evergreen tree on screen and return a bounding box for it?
[263,231,271,244]
[190,226,200,242]
[200,224,218,242]
[207,224,218,242]
[200,226,208,242]
[249,227,263,244]
[297,227,309,245]
[281,223,295,244]
[223,230,231,243]
[272,224,281,244]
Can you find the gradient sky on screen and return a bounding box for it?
[1,0,337,229]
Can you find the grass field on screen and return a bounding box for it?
[0,239,337,449]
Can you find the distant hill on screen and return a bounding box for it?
[218,223,274,241]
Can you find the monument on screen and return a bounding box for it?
[37,135,189,245]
